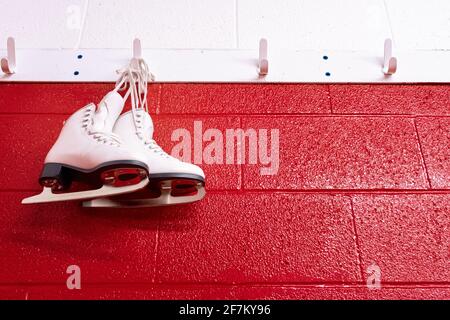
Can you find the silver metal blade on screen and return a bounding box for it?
[21,177,149,204]
[83,185,206,208]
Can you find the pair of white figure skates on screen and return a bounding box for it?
[22,57,205,207]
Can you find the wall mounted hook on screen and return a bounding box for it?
[1,37,16,74]
[383,38,397,75]
[133,38,142,60]
[258,38,268,76]
[130,38,155,81]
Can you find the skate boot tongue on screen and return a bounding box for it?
[92,91,125,132]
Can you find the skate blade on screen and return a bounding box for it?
[22,177,149,204]
[82,183,206,208]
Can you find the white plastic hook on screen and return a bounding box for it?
[1,37,16,74]
[130,38,155,81]
[258,38,268,76]
[383,38,397,75]
[133,38,142,60]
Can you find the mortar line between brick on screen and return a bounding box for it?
[349,196,365,282]
[5,112,450,118]
[327,84,333,113]
[151,220,161,283]
[4,282,449,289]
[239,116,244,190]
[413,119,433,189]
[9,188,450,194]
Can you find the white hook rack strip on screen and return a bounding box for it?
[0,48,448,83]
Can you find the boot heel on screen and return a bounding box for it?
[38,163,71,189]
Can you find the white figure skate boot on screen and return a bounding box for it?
[83,110,205,207]
[22,90,150,204]
[83,57,205,208]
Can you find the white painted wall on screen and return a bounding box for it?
[0,0,449,51]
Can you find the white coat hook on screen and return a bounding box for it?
[1,37,16,74]
[131,38,155,81]
[383,38,397,75]
[258,38,268,76]
[133,38,142,60]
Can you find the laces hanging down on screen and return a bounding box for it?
[115,55,169,157]
[115,57,153,114]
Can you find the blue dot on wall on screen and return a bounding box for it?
[325,72,331,77]
[77,54,83,59]
[74,71,80,76]
[323,55,329,60]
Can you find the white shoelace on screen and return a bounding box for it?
[82,104,122,146]
[115,58,153,113]
[89,132,122,146]
[115,58,168,156]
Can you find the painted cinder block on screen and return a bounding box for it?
[353,194,450,283]
[0,115,65,190]
[2,285,235,300]
[386,0,450,50]
[0,192,160,284]
[415,117,450,189]
[82,0,235,49]
[0,0,82,49]
[231,286,450,300]
[158,84,331,114]
[0,83,448,300]
[0,114,242,191]
[153,115,242,190]
[330,85,450,115]
[0,83,159,114]
[2,285,449,300]
[155,193,360,284]
[242,116,428,190]
[238,0,390,50]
